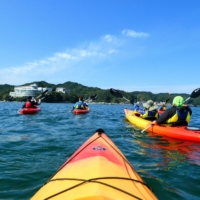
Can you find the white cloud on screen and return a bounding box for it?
[0,29,150,85]
[0,33,123,85]
[101,34,117,42]
[55,53,74,59]
[122,29,149,38]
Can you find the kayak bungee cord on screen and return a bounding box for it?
[44,177,148,200]
[99,130,153,190]
[40,129,153,199]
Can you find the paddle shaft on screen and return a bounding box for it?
[184,97,190,103]
[141,124,152,133]
[35,90,48,100]
[123,96,130,102]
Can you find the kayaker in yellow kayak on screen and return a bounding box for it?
[140,100,159,121]
[133,101,140,111]
[152,96,192,126]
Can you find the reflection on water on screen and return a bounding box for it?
[127,125,200,167]
[1,102,200,200]
[124,112,200,200]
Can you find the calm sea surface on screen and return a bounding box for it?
[1,102,200,200]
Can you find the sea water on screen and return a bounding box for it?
[0,102,200,200]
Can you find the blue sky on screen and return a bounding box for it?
[0,0,199,94]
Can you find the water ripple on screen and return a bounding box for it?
[0,102,200,199]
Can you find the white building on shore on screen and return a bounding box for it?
[55,87,70,94]
[9,83,52,97]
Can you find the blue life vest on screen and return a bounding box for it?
[74,101,88,109]
[133,104,140,111]
[141,110,158,119]
[166,108,190,123]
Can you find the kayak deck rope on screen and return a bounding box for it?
[43,131,153,199]
[44,177,146,200]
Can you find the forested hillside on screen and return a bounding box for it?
[0,81,199,106]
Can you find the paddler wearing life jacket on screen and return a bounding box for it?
[22,96,41,108]
[72,96,89,110]
[152,96,192,126]
[140,100,159,121]
[159,103,167,111]
[133,101,140,112]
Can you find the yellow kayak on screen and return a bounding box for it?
[124,108,200,142]
[31,129,157,200]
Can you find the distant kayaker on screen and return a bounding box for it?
[72,97,89,110]
[152,96,192,126]
[133,101,146,114]
[22,96,41,108]
[140,100,159,121]
[159,103,167,111]
[133,102,140,112]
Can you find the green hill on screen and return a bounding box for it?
[1,81,199,106]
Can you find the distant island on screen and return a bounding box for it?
[0,81,199,106]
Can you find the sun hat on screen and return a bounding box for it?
[136,102,140,105]
[172,96,184,106]
[143,100,158,111]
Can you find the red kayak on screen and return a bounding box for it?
[73,107,90,114]
[19,106,41,115]
[158,110,165,114]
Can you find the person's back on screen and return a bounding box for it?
[133,102,140,112]
[73,97,88,110]
[159,103,166,111]
[22,96,41,108]
[140,100,158,121]
[31,97,41,107]
[152,96,192,126]
[22,96,32,108]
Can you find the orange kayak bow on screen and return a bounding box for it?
[31,129,157,200]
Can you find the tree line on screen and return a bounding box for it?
[0,81,200,106]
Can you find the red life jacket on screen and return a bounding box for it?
[25,102,31,108]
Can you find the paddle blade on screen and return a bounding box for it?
[165,92,170,104]
[90,94,97,100]
[165,98,170,104]
[190,88,200,98]
[110,88,123,98]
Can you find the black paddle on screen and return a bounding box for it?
[40,91,52,100]
[165,92,170,104]
[110,88,130,102]
[35,89,49,100]
[33,89,49,104]
[89,94,98,101]
[85,94,98,102]
[184,88,200,103]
